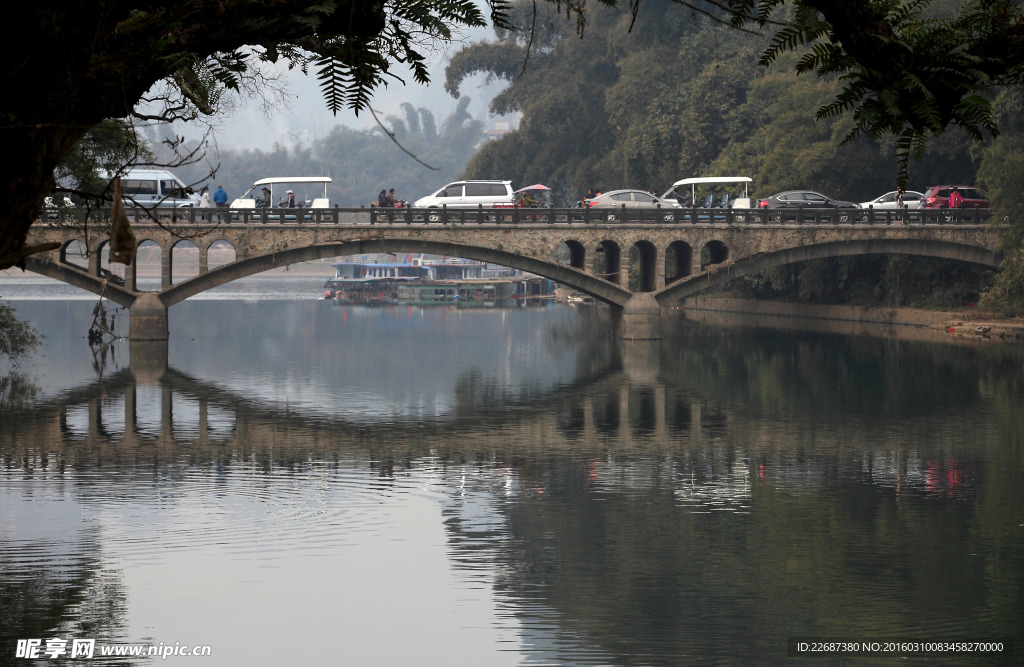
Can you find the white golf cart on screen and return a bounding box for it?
[230,177,332,209]
[663,176,753,209]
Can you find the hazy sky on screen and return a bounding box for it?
[201,24,507,150]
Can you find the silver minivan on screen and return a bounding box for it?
[120,168,201,207]
[414,181,515,208]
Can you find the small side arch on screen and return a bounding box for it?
[593,240,622,285]
[665,241,693,285]
[559,239,586,270]
[701,240,729,269]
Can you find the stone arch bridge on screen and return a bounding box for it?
[25,206,1003,339]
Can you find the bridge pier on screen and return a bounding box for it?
[161,250,172,290]
[124,262,137,291]
[616,293,662,340]
[129,292,169,341]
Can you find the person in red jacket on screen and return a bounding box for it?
[948,187,964,208]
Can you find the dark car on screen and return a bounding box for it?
[756,191,857,209]
[920,185,989,209]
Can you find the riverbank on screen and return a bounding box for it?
[682,297,1024,340]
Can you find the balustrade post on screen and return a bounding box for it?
[478,203,483,224]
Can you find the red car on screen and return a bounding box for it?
[920,185,990,209]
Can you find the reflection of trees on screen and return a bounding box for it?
[442,443,1021,666]
[661,316,1024,419]
[0,529,132,664]
[0,371,38,425]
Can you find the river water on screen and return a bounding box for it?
[1,276,1022,666]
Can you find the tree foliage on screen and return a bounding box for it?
[451,5,981,203]
[978,88,1024,315]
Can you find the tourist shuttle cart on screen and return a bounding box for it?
[665,177,753,209]
[230,177,332,208]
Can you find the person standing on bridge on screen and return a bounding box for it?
[199,186,212,208]
[949,186,963,209]
[213,184,228,207]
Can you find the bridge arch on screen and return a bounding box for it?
[655,238,1000,306]
[60,239,89,269]
[665,241,693,285]
[629,240,658,292]
[701,240,729,269]
[593,240,622,285]
[24,257,137,307]
[558,239,587,271]
[171,239,200,284]
[160,239,633,308]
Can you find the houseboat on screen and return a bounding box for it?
[323,260,432,304]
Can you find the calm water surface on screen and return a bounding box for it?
[1,277,1022,666]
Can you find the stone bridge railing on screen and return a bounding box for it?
[26,206,1005,341]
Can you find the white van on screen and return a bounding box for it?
[413,181,515,208]
[119,168,201,207]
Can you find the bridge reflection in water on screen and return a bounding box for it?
[2,324,1022,665]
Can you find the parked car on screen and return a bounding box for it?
[587,189,671,208]
[119,168,201,207]
[756,191,857,208]
[413,181,516,208]
[920,185,990,209]
[858,190,924,209]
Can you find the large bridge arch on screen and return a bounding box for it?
[654,238,1001,306]
[24,257,137,307]
[160,239,633,308]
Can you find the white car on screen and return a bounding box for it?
[413,181,515,208]
[858,190,924,209]
[120,168,201,207]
